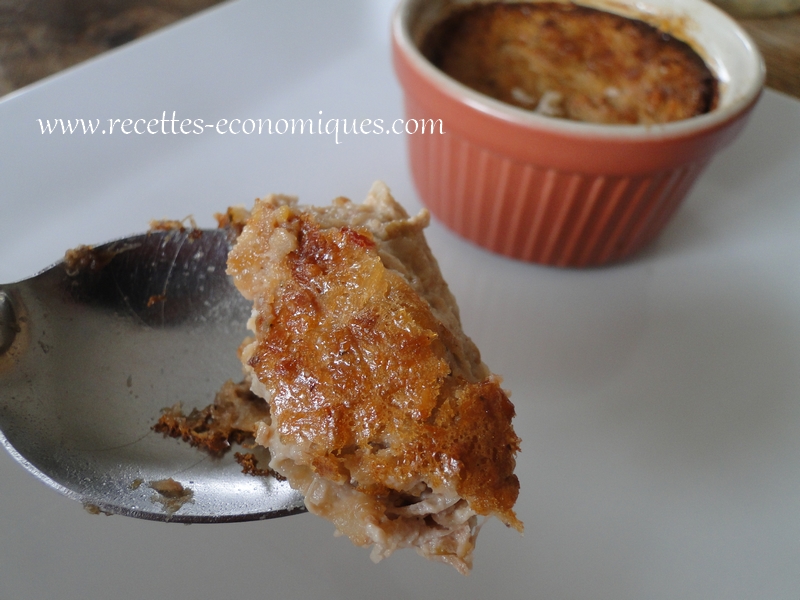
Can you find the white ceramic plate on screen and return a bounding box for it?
[2,1,800,598]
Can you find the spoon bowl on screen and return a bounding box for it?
[0,228,305,522]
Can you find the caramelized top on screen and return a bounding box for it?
[422,2,717,124]
[227,185,522,530]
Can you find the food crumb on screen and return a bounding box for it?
[63,241,142,276]
[63,245,118,276]
[152,378,269,456]
[148,216,198,232]
[149,478,194,514]
[234,452,284,480]
[214,205,251,237]
[83,502,113,516]
[146,294,167,307]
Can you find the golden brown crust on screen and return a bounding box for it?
[227,185,522,532]
[422,2,717,124]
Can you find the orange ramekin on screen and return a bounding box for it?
[392,0,765,267]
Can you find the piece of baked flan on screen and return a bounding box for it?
[156,182,522,573]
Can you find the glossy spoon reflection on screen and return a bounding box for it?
[0,228,305,522]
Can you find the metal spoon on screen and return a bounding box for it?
[0,228,305,522]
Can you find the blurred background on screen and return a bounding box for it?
[0,0,223,96]
[0,0,798,98]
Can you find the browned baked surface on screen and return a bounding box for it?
[151,183,521,571]
[422,2,717,124]
[227,182,521,573]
